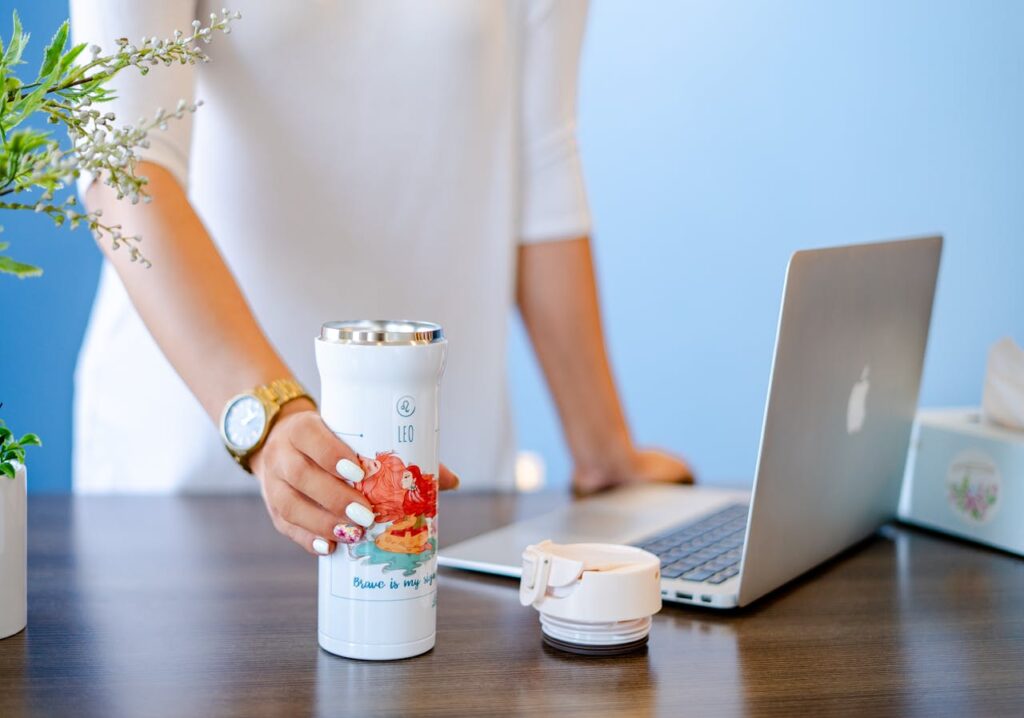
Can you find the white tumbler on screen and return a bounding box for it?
[315,320,447,660]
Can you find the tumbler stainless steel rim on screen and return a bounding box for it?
[318,320,445,346]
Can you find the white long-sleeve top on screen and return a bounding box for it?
[69,0,590,492]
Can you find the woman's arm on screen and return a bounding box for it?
[71,1,393,554]
[85,164,455,553]
[515,3,688,491]
[87,163,286,419]
[516,236,693,493]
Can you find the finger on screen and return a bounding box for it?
[281,451,374,522]
[683,460,696,483]
[572,481,610,499]
[659,455,696,484]
[653,463,695,485]
[271,478,369,545]
[637,449,697,485]
[438,463,460,491]
[276,517,336,557]
[287,412,364,482]
[260,480,338,556]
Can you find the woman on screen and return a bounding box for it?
[70,0,691,555]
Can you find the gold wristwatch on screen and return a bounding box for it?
[219,378,314,473]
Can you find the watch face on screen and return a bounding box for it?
[223,395,268,451]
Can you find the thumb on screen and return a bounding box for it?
[438,463,460,491]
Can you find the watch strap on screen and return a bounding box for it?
[228,378,314,474]
[253,378,310,410]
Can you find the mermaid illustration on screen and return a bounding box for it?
[347,452,438,572]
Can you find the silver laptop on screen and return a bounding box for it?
[440,235,942,609]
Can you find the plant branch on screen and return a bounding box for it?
[0,8,241,277]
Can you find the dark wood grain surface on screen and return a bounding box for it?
[0,493,1022,717]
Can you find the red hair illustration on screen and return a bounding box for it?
[359,452,409,523]
[402,464,437,519]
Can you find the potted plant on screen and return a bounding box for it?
[0,421,38,638]
[0,8,239,638]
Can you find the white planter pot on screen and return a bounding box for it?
[0,462,27,639]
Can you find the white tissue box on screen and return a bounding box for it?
[899,408,1024,556]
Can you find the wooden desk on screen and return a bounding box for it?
[0,494,1022,717]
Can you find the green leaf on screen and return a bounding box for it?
[0,255,43,278]
[0,462,15,479]
[4,446,24,464]
[7,66,60,129]
[6,127,50,154]
[56,54,92,88]
[18,433,41,447]
[58,41,87,75]
[39,20,69,79]
[2,11,28,68]
[0,426,11,444]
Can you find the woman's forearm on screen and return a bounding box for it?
[516,237,634,473]
[85,162,445,556]
[84,161,293,421]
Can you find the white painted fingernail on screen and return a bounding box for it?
[312,537,331,555]
[345,502,375,527]
[337,459,365,483]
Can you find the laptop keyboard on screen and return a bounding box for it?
[633,504,749,585]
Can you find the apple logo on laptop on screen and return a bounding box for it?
[846,365,870,434]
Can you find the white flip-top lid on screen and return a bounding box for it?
[520,540,662,623]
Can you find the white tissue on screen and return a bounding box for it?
[982,337,1024,431]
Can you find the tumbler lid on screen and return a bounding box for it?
[519,540,662,656]
[318,320,445,346]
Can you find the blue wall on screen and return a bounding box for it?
[2,1,1022,492]
[516,0,1024,487]
[0,1,103,492]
